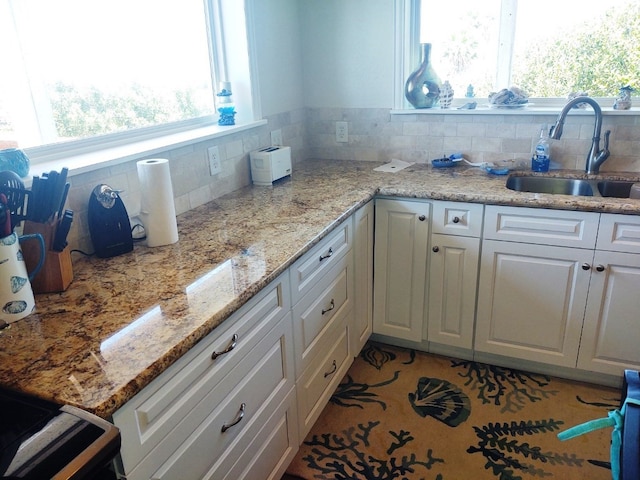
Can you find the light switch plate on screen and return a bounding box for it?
[336,121,348,143]
[271,129,283,146]
[208,146,221,175]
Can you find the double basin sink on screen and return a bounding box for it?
[506,175,637,198]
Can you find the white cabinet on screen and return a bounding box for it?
[353,200,374,354]
[577,214,640,375]
[113,273,297,480]
[427,201,483,350]
[475,239,593,367]
[373,198,430,340]
[475,206,600,368]
[290,215,355,439]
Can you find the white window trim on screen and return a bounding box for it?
[392,0,640,116]
[20,0,263,181]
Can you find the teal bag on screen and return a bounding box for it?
[558,370,640,480]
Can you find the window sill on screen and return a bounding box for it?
[26,119,267,182]
[391,105,640,116]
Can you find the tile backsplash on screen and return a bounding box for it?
[305,108,640,173]
[62,107,640,254]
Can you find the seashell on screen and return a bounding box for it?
[439,80,454,109]
[408,377,471,427]
[10,276,27,294]
[489,86,529,105]
[3,300,27,314]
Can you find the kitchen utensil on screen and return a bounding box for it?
[29,167,69,223]
[88,184,133,258]
[0,232,45,324]
[0,170,27,229]
[52,210,73,252]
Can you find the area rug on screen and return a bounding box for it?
[284,341,621,480]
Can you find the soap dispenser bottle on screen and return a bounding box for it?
[532,125,550,172]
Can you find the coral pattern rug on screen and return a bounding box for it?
[284,341,621,480]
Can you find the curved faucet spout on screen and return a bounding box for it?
[549,96,611,174]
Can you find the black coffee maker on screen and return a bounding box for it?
[88,184,133,258]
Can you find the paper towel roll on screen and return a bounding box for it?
[137,158,179,247]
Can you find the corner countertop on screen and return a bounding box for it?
[1,160,638,418]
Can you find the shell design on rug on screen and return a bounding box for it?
[409,377,471,427]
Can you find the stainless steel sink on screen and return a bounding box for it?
[506,176,594,196]
[597,180,635,198]
[506,175,637,198]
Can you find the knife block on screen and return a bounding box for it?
[22,220,74,293]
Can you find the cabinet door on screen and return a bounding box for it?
[427,233,479,349]
[578,250,640,375]
[353,201,374,354]
[475,240,592,367]
[373,198,430,341]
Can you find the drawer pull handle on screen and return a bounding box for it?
[432,246,440,253]
[221,402,246,433]
[319,247,334,262]
[596,264,606,272]
[418,215,426,222]
[324,360,337,378]
[322,299,335,315]
[211,334,238,360]
[582,263,591,271]
[452,216,460,223]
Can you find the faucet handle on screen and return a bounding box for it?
[603,129,611,150]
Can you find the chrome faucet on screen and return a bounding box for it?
[549,96,611,174]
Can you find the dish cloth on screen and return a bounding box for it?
[373,159,415,173]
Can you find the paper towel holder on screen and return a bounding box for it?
[88,184,133,258]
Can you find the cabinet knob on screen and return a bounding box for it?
[452,216,460,224]
[418,215,426,221]
[432,246,440,253]
[596,264,606,272]
[581,263,591,271]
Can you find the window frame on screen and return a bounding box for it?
[13,0,263,175]
[393,0,637,114]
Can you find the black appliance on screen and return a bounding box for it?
[88,184,133,258]
[0,387,121,479]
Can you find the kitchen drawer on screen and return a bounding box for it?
[129,313,294,480]
[296,320,351,439]
[597,213,640,254]
[290,218,352,304]
[483,205,599,248]
[209,387,298,480]
[113,273,290,474]
[432,201,484,237]
[292,253,353,376]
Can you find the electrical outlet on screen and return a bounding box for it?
[208,146,221,175]
[336,121,348,143]
[270,129,283,146]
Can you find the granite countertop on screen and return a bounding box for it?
[1,160,639,418]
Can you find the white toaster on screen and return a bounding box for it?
[250,146,292,186]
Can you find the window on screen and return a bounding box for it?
[400,0,639,104]
[0,0,257,165]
